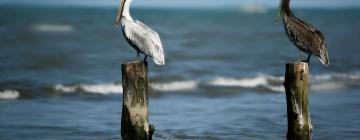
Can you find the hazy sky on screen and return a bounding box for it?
[2,0,360,8]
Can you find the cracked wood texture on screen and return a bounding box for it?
[121,61,154,140]
[284,62,312,140]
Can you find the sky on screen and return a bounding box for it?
[1,0,360,8]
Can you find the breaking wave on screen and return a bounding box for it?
[310,73,360,92]
[151,81,198,92]
[207,72,360,93]
[208,76,268,88]
[50,81,198,94]
[47,72,360,94]
[0,90,20,100]
[53,83,123,95]
[207,74,284,92]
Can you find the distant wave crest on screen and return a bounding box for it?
[207,74,284,92]
[48,72,360,95]
[239,4,268,14]
[207,72,360,93]
[51,81,198,94]
[208,76,267,88]
[151,81,198,92]
[32,24,73,32]
[311,73,360,91]
[0,90,20,100]
[53,83,123,95]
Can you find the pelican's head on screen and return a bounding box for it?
[276,0,285,24]
[115,0,126,27]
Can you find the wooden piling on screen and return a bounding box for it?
[284,62,312,140]
[121,61,155,140]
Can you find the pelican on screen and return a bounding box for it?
[115,0,165,65]
[276,0,329,66]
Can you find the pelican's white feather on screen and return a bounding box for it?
[116,0,165,65]
[122,19,165,65]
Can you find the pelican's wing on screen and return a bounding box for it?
[122,20,165,65]
[294,18,316,32]
[286,16,319,49]
[315,30,325,41]
[287,16,328,64]
[295,18,327,53]
[135,20,163,49]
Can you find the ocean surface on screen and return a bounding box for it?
[0,6,360,140]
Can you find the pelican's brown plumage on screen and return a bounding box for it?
[276,0,330,66]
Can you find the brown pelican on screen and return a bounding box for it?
[115,0,165,65]
[276,0,329,66]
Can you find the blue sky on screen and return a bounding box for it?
[2,0,360,8]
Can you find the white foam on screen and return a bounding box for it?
[265,75,284,82]
[54,81,198,94]
[335,73,360,80]
[150,81,198,92]
[32,24,73,32]
[265,85,285,93]
[313,74,332,81]
[208,76,267,88]
[311,82,347,91]
[53,83,123,95]
[49,72,359,95]
[0,90,20,100]
[207,75,286,93]
[313,73,360,81]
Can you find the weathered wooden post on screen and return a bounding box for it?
[284,62,312,140]
[121,61,155,140]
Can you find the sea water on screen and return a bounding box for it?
[0,6,359,140]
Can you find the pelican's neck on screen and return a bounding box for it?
[122,0,133,22]
[282,0,292,17]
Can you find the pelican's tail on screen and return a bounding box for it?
[152,49,165,66]
[152,55,165,66]
[318,44,330,67]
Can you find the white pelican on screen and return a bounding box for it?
[276,0,329,66]
[115,0,165,65]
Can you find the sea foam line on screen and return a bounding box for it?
[208,76,267,88]
[53,83,123,95]
[52,80,198,94]
[150,81,198,92]
[207,75,285,93]
[0,90,20,100]
[50,72,360,94]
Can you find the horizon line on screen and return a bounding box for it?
[1,3,360,10]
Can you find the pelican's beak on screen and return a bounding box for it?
[115,0,125,27]
[276,0,284,24]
